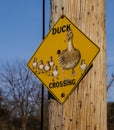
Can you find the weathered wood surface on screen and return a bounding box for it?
[49,0,107,130]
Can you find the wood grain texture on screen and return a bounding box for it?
[49,0,107,130]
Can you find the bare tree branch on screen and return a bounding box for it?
[107,74,114,91]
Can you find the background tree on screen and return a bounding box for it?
[107,73,114,130]
[0,89,11,130]
[0,60,42,130]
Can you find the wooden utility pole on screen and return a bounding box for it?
[48,0,107,130]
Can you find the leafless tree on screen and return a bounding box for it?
[0,60,42,130]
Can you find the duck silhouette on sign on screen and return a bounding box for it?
[57,29,81,78]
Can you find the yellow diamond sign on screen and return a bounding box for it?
[27,15,100,104]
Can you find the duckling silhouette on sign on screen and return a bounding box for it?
[80,59,87,74]
[57,29,81,79]
[38,60,44,74]
[49,56,54,70]
[44,61,51,76]
[32,58,38,73]
[52,65,59,81]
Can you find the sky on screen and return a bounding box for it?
[0,0,114,101]
[0,0,50,62]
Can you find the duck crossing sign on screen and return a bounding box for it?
[27,15,100,104]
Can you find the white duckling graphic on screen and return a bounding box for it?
[38,60,44,74]
[44,61,51,76]
[80,59,87,74]
[49,56,54,70]
[32,58,38,72]
[57,29,81,79]
[52,65,59,81]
